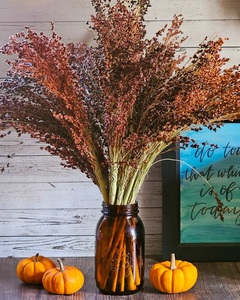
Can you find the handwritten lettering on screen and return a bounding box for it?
[217,165,240,178]
[200,185,214,197]
[223,142,240,158]
[200,182,240,202]
[189,202,240,226]
[189,202,222,221]
[182,138,240,228]
[219,182,240,202]
[184,165,214,182]
[195,143,216,163]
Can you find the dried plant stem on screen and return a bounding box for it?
[127,142,168,204]
[111,234,124,292]
[116,165,133,205]
[119,242,126,292]
[122,170,139,205]
[109,149,120,204]
[99,218,126,290]
[94,160,109,203]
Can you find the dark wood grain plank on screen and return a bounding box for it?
[1,257,240,300]
[191,262,240,300]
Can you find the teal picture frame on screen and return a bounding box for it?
[162,122,240,261]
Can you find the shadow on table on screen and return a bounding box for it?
[143,279,199,300]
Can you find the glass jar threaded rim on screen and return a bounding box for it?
[101,201,139,216]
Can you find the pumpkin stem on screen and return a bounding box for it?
[170,253,177,270]
[35,253,39,262]
[57,258,65,272]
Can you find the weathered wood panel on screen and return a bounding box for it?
[0,181,162,209]
[0,131,162,257]
[0,155,161,183]
[0,235,161,257]
[0,236,96,258]
[0,155,90,182]
[1,0,240,22]
[0,208,161,236]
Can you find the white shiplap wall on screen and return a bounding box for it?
[0,0,240,258]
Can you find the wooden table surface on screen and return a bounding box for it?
[1,256,240,300]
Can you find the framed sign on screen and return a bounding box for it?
[162,122,240,261]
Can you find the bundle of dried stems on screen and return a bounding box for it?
[1,0,240,207]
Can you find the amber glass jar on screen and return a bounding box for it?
[95,202,145,295]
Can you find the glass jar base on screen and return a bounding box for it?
[97,282,144,295]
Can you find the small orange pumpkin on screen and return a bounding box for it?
[42,258,84,295]
[149,253,198,293]
[16,253,56,284]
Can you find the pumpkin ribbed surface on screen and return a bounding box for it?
[149,254,198,293]
[42,258,84,295]
[16,254,56,284]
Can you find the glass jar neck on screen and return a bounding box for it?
[101,202,139,216]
